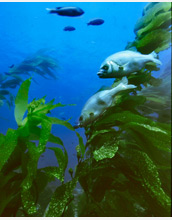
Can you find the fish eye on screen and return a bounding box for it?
[79,116,83,121]
[102,65,108,70]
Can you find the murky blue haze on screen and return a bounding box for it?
[0,2,170,177]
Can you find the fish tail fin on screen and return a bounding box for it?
[116,76,137,91]
[150,51,162,65]
[111,77,136,97]
[150,51,158,59]
[46,8,51,11]
[119,77,136,90]
[46,8,56,14]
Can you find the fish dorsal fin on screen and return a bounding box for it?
[56,7,62,9]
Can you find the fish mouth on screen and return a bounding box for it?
[97,70,105,78]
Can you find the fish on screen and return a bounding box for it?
[97,50,162,78]
[63,26,76,31]
[78,77,136,127]
[0,90,10,95]
[0,79,21,89]
[0,74,7,83]
[46,6,84,17]
[9,64,14,68]
[87,18,104,26]
[4,72,11,76]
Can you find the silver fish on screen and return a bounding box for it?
[97,50,162,78]
[78,77,136,127]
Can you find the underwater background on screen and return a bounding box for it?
[0,2,150,172]
[0,2,171,217]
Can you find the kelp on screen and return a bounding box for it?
[93,144,118,162]
[126,2,172,54]
[0,2,171,217]
[0,49,59,108]
[76,2,171,217]
[0,79,78,216]
[135,3,171,32]
[138,60,171,124]
[45,178,78,217]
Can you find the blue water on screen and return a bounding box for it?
[0,2,170,173]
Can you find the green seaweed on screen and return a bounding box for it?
[45,178,78,217]
[126,2,171,54]
[133,29,171,54]
[0,79,78,216]
[136,11,171,37]
[93,144,118,162]
[76,132,86,159]
[77,3,171,217]
[14,78,31,126]
[0,2,171,217]
[134,2,171,32]
[0,129,18,171]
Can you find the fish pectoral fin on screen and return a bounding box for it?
[119,62,130,71]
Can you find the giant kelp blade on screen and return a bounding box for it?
[76,132,85,158]
[93,144,118,162]
[121,148,171,214]
[48,117,75,131]
[21,142,40,215]
[28,126,64,146]
[0,129,18,171]
[137,11,171,37]
[125,122,171,153]
[0,133,5,146]
[87,129,116,144]
[32,102,66,115]
[134,2,171,32]
[126,2,171,54]
[45,178,77,217]
[49,147,68,173]
[40,166,64,182]
[21,121,52,215]
[14,78,31,126]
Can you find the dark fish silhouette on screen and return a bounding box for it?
[1,79,22,89]
[63,26,76,31]
[0,74,7,83]
[47,6,84,17]
[0,90,10,95]
[87,18,104,26]
[4,72,11,76]
[61,116,67,120]
[9,64,14,68]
